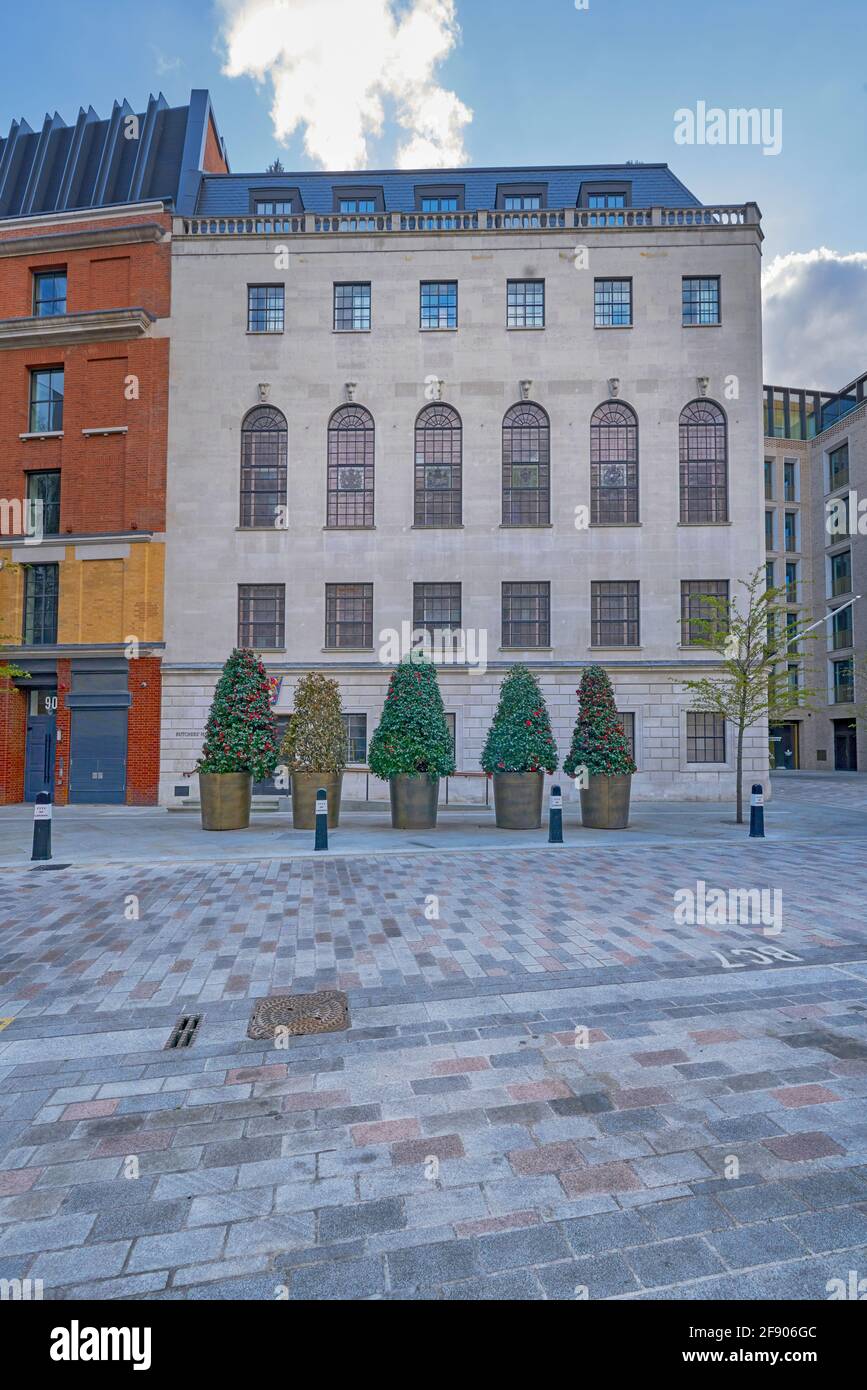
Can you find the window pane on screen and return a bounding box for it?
[502,582,550,647]
[29,368,64,432]
[414,405,462,526]
[247,285,284,333]
[333,282,371,331]
[341,713,368,764]
[420,281,457,329]
[507,280,544,328]
[25,471,61,535]
[33,271,67,317]
[687,711,726,762]
[591,401,638,523]
[681,581,728,646]
[682,277,720,325]
[328,406,375,527]
[591,581,640,647]
[829,443,849,490]
[413,583,461,639]
[238,584,285,648]
[679,401,728,523]
[240,407,287,528]
[594,279,632,327]
[502,404,550,525]
[325,584,373,649]
[23,563,59,644]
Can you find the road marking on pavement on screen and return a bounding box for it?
[0,1017,14,1032]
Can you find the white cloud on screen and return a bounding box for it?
[762,247,867,387]
[219,0,472,169]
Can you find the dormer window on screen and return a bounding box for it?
[504,195,541,210]
[588,193,626,209]
[421,197,458,212]
[339,199,375,214]
[250,189,303,219]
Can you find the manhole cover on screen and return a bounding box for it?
[247,991,350,1040]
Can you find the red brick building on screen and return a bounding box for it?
[0,91,227,804]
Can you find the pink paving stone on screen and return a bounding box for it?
[507,1080,572,1103]
[170,960,193,973]
[762,1131,845,1161]
[391,1133,465,1165]
[779,1005,825,1020]
[689,1028,743,1045]
[61,1099,119,1121]
[226,1065,290,1085]
[455,1210,541,1238]
[131,982,159,1000]
[614,1087,673,1109]
[508,1142,582,1175]
[351,1117,421,1147]
[632,1049,689,1067]
[97,972,124,987]
[282,1089,350,1113]
[433,1057,491,1076]
[612,950,639,965]
[560,1162,642,1197]
[769,1084,842,1108]
[95,1129,173,1157]
[0,1168,41,1195]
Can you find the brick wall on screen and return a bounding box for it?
[127,656,162,804]
[0,677,26,802]
[53,658,71,806]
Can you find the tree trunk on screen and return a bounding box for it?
[736,723,745,824]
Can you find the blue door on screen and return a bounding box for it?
[69,709,127,804]
[24,714,56,802]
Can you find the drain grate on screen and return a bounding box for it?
[165,1014,202,1049]
[30,863,72,872]
[248,991,349,1041]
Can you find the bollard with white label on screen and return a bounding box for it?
[749,783,765,839]
[31,791,52,862]
[548,783,564,844]
[314,787,328,852]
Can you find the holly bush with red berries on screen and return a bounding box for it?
[196,648,280,781]
[564,665,637,777]
[480,664,558,775]
[368,655,456,780]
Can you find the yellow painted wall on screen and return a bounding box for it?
[0,552,23,644]
[0,543,164,646]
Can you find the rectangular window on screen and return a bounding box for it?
[784,459,797,501]
[507,280,544,329]
[687,711,726,763]
[784,511,798,552]
[592,580,640,647]
[833,658,854,704]
[247,285,284,333]
[339,199,375,214]
[594,278,632,327]
[25,471,60,536]
[765,510,775,551]
[681,580,729,646]
[832,604,853,650]
[325,583,373,649]
[619,711,635,761]
[29,367,63,432]
[341,713,368,765]
[765,560,775,590]
[787,663,800,695]
[237,584,285,648]
[831,549,852,597]
[33,270,67,317]
[764,459,774,500]
[785,561,798,602]
[420,281,457,330]
[828,442,849,491]
[255,200,294,215]
[502,581,550,648]
[682,276,721,326]
[333,282,371,331]
[786,611,799,654]
[588,193,626,209]
[504,195,541,210]
[23,563,58,644]
[421,197,458,212]
[413,582,461,641]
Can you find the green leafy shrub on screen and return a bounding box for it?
[281,672,347,774]
[196,648,279,781]
[368,657,456,780]
[480,664,558,774]
[564,665,637,777]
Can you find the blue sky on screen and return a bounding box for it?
[2,0,865,383]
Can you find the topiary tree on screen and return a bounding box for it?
[281,672,347,773]
[564,665,637,778]
[196,648,279,781]
[368,656,456,779]
[481,664,558,774]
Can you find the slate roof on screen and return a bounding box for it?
[194,162,702,216]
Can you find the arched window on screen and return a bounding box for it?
[591,400,638,524]
[679,400,728,523]
[502,402,550,526]
[414,404,462,526]
[239,406,287,528]
[327,405,374,527]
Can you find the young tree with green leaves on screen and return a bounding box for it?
[480,664,558,774]
[681,568,816,823]
[196,648,279,781]
[564,665,637,779]
[281,672,347,774]
[369,656,455,779]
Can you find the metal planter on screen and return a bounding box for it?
[493,771,544,829]
[199,772,252,831]
[580,773,632,830]
[389,774,440,830]
[291,771,343,830]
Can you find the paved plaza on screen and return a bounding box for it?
[0,775,866,1300]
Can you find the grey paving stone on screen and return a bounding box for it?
[128,1226,226,1272]
[287,1255,385,1300]
[186,1190,274,1227]
[30,1240,131,1285]
[224,1213,315,1257]
[625,1237,726,1289]
[559,1209,652,1256]
[638,1196,733,1240]
[707,1222,808,1269]
[476,1223,571,1271]
[387,1239,478,1290]
[319,1197,406,1243]
[538,1253,640,1300]
[784,1209,867,1254]
[90,1200,190,1241]
[440,1270,545,1300]
[717,1183,810,1222]
[0,1211,95,1256]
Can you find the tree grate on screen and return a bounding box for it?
[165,1014,202,1049]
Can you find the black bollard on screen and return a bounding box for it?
[749,783,765,839]
[31,791,52,861]
[548,783,564,844]
[314,786,328,852]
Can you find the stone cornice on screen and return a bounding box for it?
[0,220,169,259]
[0,306,156,349]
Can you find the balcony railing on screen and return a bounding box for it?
[178,204,759,238]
